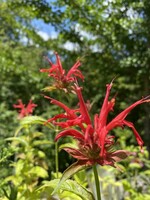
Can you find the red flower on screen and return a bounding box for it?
[40,52,84,92]
[13,99,37,118]
[47,82,150,168]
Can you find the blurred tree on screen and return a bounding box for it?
[51,0,150,152]
[0,0,149,153]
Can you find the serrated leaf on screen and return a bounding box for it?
[39,179,94,200]
[52,160,88,195]
[60,179,94,200]
[73,169,88,187]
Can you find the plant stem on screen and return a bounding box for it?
[93,165,101,200]
[55,140,59,178]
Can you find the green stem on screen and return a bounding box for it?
[93,165,101,200]
[55,140,59,178]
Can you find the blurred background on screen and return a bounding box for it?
[0,0,150,198]
[1,0,149,150]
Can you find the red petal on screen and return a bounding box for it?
[13,99,24,109]
[123,120,144,148]
[99,127,108,157]
[63,147,88,160]
[55,129,84,141]
[44,56,53,66]
[107,97,149,131]
[75,85,91,125]
[55,52,64,75]
[84,125,94,147]
[40,68,50,73]
[67,60,84,80]
[67,60,81,77]
[26,100,37,113]
[45,96,77,117]
[109,150,134,162]
[46,113,68,123]
[98,82,113,127]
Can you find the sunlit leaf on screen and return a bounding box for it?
[39,179,94,200]
[59,142,78,150]
[20,115,53,128]
[42,86,57,92]
[73,169,88,187]
[14,116,53,136]
[129,163,141,169]
[33,140,53,146]
[31,131,45,138]
[29,166,48,178]
[6,137,28,146]
[52,161,88,194]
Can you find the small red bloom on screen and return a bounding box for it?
[13,99,37,118]
[47,82,150,168]
[40,52,84,92]
[44,95,85,130]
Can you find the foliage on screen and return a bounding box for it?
[1,0,149,149]
[39,179,94,200]
[1,117,51,199]
[0,0,150,199]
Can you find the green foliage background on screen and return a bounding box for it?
[1,0,149,148]
[0,0,150,199]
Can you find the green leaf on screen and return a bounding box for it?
[59,142,78,150]
[14,126,23,137]
[52,161,88,195]
[142,170,150,175]
[129,163,141,169]
[31,131,45,138]
[39,179,94,200]
[42,86,57,92]
[33,140,53,146]
[14,116,53,136]
[29,166,48,178]
[20,115,53,128]
[6,137,28,146]
[73,169,88,187]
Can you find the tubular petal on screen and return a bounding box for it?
[67,60,81,77]
[107,98,149,131]
[45,96,77,117]
[63,147,88,160]
[55,52,64,75]
[98,83,113,127]
[123,120,144,148]
[75,85,91,125]
[55,129,84,141]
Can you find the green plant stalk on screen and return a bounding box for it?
[55,140,59,178]
[93,165,101,200]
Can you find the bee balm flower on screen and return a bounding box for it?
[40,52,84,92]
[13,99,37,118]
[46,82,149,168]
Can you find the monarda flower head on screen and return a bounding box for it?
[46,82,150,169]
[40,52,84,93]
[13,99,37,118]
